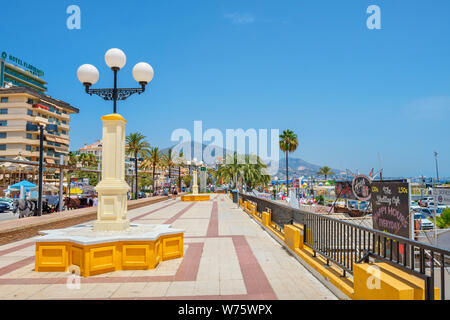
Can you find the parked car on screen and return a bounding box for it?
[420,208,442,218]
[138,192,147,199]
[414,213,434,230]
[419,197,434,207]
[0,202,10,213]
[427,202,448,210]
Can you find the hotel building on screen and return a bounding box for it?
[0,53,79,166]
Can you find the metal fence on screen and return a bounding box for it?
[239,193,450,300]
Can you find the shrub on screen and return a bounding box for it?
[436,207,450,229]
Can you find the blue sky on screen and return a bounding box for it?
[2,0,449,177]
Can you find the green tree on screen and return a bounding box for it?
[279,129,298,189]
[216,153,270,191]
[176,152,184,192]
[317,166,335,180]
[143,147,163,195]
[436,207,450,229]
[67,152,79,166]
[162,148,176,187]
[126,132,151,199]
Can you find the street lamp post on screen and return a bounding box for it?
[26,122,58,216]
[130,157,143,199]
[434,151,439,186]
[76,48,154,232]
[77,48,154,114]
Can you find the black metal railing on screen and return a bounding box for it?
[239,192,449,300]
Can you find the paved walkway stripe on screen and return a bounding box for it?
[0,256,34,277]
[232,235,277,299]
[0,241,34,257]
[206,201,218,237]
[164,202,196,224]
[130,200,178,221]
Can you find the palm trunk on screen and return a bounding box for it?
[168,166,171,193]
[285,151,289,190]
[135,153,138,200]
[152,164,156,196]
[178,166,181,192]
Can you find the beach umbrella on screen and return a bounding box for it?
[10,180,37,189]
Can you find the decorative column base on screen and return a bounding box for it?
[93,114,130,232]
[192,185,199,195]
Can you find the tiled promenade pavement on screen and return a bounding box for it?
[0,194,337,300]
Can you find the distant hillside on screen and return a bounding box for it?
[161,142,342,178]
[274,157,342,179]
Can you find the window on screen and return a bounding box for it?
[27,98,34,104]
[26,133,32,139]
[0,132,6,138]
[27,110,33,116]
[0,121,7,126]
[0,109,7,114]
[26,145,32,151]
[0,145,6,151]
[62,130,67,135]
[0,97,8,103]
[62,120,67,124]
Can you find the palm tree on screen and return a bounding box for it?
[241,155,271,191]
[68,152,78,166]
[216,152,244,190]
[216,153,270,192]
[163,148,176,192]
[143,147,163,195]
[279,129,299,189]
[176,152,184,192]
[126,132,150,199]
[317,166,335,180]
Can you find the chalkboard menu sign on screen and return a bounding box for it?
[352,175,372,201]
[335,181,357,200]
[370,181,410,238]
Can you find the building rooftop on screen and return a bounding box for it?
[0,86,79,113]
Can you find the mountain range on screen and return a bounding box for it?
[162,141,342,179]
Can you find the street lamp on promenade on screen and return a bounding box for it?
[76,48,154,232]
[129,157,143,199]
[434,151,440,185]
[76,48,154,114]
[26,122,58,216]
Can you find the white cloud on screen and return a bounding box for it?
[224,12,255,24]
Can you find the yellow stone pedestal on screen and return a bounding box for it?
[94,114,130,232]
[35,224,184,277]
[181,194,211,201]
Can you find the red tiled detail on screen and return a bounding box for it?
[174,242,203,281]
[206,201,218,237]
[0,256,34,277]
[0,241,34,256]
[232,235,277,299]
[164,203,196,224]
[130,201,179,221]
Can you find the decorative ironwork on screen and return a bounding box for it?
[85,87,145,101]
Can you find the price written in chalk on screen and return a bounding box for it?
[398,187,408,194]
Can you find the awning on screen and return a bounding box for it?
[33,103,50,111]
